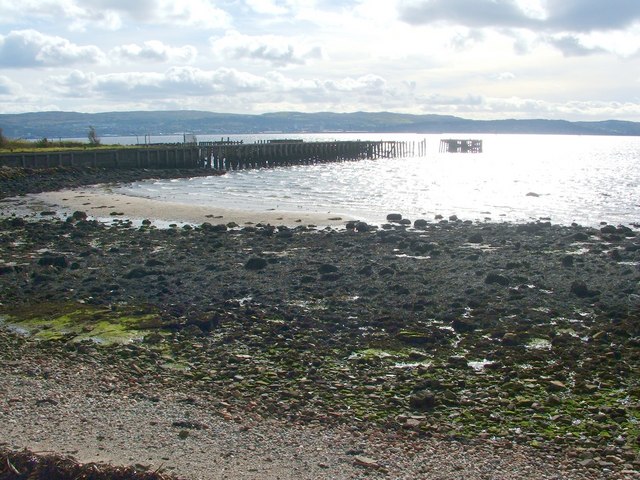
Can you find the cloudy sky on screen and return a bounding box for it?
[1,0,639,120]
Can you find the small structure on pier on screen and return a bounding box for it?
[183,133,198,145]
[439,139,482,153]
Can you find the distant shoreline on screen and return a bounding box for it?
[2,110,640,139]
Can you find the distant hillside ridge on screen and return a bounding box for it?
[1,110,640,139]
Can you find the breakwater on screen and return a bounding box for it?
[0,139,423,171]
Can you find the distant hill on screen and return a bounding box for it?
[1,110,639,139]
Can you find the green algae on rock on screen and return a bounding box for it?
[0,303,163,345]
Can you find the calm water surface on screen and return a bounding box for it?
[116,134,640,227]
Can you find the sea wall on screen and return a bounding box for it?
[0,147,202,169]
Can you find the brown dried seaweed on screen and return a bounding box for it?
[0,447,185,480]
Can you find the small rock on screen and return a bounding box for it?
[38,255,68,269]
[0,265,15,275]
[386,213,403,222]
[124,267,153,279]
[245,257,268,270]
[548,380,566,391]
[409,390,436,411]
[502,332,520,346]
[570,280,598,298]
[452,317,475,333]
[413,219,428,229]
[468,233,483,243]
[404,418,422,428]
[485,272,510,286]
[600,225,617,234]
[318,264,339,274]
[355,221,370,232]
[354,456,382,469]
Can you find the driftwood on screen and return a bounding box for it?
[0,447,184,480]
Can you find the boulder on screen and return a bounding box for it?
[0,265,15,275]
[485,272,510,286]
[467,233,484,244]
[386,213,403,222]
[413,219,428,229]
[124,267,153,279]
[355,221,370,232]
[570,280,598,298]
[409,390,436,411]
[38,255,68,269]
[72,210,87,221]
[318,264,339,274]
[501,332,520,346]
[245,257,268,270]
[452,317,476,333]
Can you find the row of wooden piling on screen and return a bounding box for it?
[0,139,430,171]
[201,140,420,171]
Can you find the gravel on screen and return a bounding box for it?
[0,331,623,480]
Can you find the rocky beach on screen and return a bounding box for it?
[1,166,639,479]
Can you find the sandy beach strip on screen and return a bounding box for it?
[11,186,354,228]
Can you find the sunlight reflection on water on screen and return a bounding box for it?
[117,134,640,227]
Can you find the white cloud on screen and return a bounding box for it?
[398,0,640,32]
[51,67,272,98]
[0,0,639,120]
[0,0,231,31]
[0,75,20,95]
[211,31,323,67]
[397,0,640,57]
[112,41,197,63]
[244,0,289,15]
[46,67,397,108]
[0,30,104,68]
[548,35,605,57]
[495,72,516,81]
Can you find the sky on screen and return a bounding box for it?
[0,0,639,120]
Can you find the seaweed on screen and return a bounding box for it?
[0,447,184,480]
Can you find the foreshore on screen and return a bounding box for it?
[19,188,353,228]
[1,167,639,479]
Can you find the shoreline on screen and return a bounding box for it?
[23,187,355,228]
[1,168,639,479]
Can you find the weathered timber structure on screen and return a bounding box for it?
[0,147,202,169]
[0,139,420,171]
[200,140,412,170]
[439,139,483,153]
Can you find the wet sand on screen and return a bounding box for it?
[16,187,355,228]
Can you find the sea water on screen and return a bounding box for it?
[115,133,640,228]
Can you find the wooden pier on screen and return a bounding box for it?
[200,139,415,171]
[439,139,482,153]
[0,139,422,171]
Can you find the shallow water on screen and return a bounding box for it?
[117,133,640,227]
